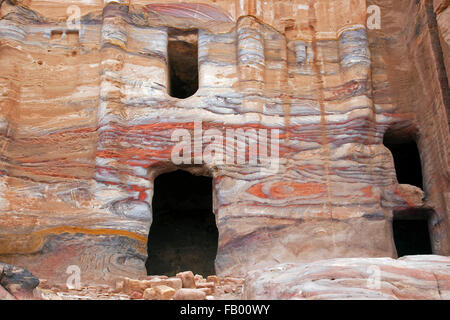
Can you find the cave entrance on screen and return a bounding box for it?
[383,138,423,189]
[393,208,433,257]
[146,170,218,276]
[167,28,198,99]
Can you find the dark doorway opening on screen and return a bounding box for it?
[383,138,423,189]
[146,170,218,276]
[393,208,433,257]
[167,28,198,99]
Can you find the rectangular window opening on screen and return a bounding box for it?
[167,28,199,99]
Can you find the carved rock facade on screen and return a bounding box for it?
[0,0,448,289]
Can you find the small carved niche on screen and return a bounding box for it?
[50,30,79,46]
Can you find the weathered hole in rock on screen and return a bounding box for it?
[146,170,218,276]
[167,28,198,99]
[393,208,433,257]
[383,138,423,189]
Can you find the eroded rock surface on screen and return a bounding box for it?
[244,256,450,300]
[0,262,40,299]
[36,271,245,300]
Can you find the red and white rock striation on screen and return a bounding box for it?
[244,255,450,300]
[0,0,448,297]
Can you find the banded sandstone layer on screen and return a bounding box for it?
[0,0,448,289]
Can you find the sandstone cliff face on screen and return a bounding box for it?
[0,0,448,289]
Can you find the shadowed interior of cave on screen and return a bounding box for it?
[146,170,218,276]
[383,138,423,189]
[393,209,433,257]
[167,28,198,99]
